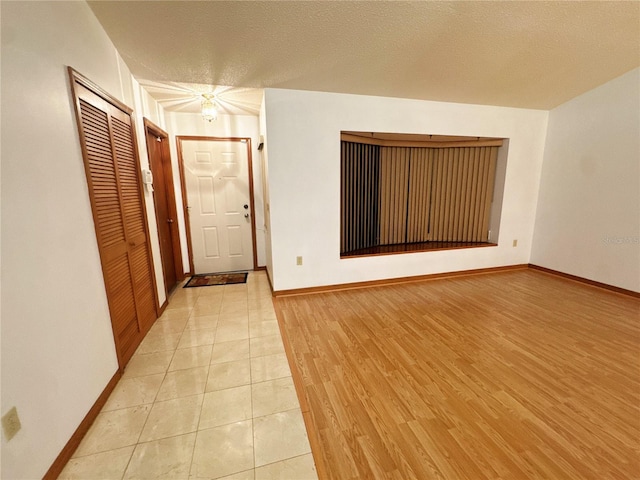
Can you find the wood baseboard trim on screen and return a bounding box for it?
[254,266,267,271]
[43,370,122,480]
[273,264,529,297]
[158,299,168,316]
[528,264,640,298]
[265,269,275,295]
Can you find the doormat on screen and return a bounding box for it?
[184,272,248,288]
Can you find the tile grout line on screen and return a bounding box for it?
[121,280,200,479]
[129,278,200,478]
[250,279,271,477]
[189,283,223,477]
[68,273,298,479]
[165,291,200,476]
[254,451,316,474]
[243,276,258,476]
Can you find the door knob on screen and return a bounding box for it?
[244,213,249,218]
[243,204,249,209]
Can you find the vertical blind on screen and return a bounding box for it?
[341,142,499,255]
[340,141,380,253]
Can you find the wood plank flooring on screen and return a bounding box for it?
[274,270,640,480]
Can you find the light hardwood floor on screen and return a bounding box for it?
[274,270,640,480]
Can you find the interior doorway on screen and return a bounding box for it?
[177,136,258,274]
[144,119,183,294]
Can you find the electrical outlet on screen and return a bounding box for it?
[2,407,21,441]
[296,256,303,266]
[512,239,518,247]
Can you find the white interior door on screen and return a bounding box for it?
[182,139,254,273]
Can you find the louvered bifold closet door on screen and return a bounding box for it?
[71,74,157,368]
[111,114,156,332]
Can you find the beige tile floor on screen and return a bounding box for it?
[60,271,318,480]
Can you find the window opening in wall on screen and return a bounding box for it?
[340,132,506,258]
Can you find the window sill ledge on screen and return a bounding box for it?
[341,241,497,259]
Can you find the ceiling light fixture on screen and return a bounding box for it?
[201,94,218,122]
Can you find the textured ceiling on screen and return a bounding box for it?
[89,1,640,110]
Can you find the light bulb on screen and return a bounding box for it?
[201,94,218,122]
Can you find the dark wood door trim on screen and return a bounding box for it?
[176,135,258,274]
[143,118,184,295]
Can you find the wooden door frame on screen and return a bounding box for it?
[143,118,184,296]
[176,135,258,274]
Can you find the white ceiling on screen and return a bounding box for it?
[89,1,640,111]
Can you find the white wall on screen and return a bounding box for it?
[0,2,165,478]
[131,78,168,304]
[531,68,640,292]
[264,89,549,291]
[163,112,266,272]
[259,98,274,281]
